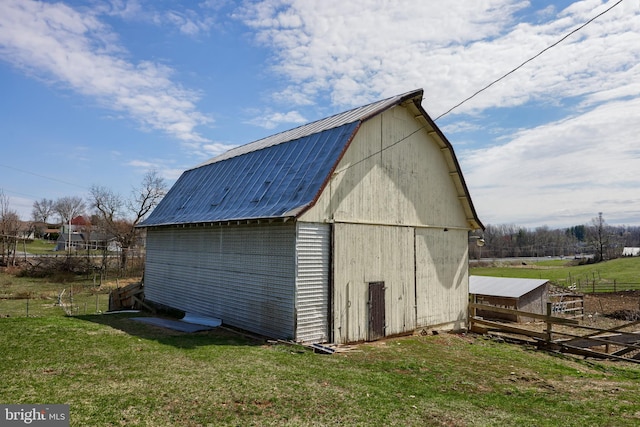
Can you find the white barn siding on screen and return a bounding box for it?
[295,222,330,343]
[301,103,472,340]
[415,228,469,329]
[332,223,415,343]
[145,223,297,339]
[303,105,469,229]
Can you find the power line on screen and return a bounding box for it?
[434,0,625,121]
[0,163,87,190]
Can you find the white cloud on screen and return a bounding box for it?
[236,0,640,227]
[125,159,185,182]
[246,110,307,129]
[0,0,211,144]
[202,142,238,157]
[461,97,640,228]
[236,1,640,115]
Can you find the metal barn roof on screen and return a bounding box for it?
[469,276,549,299]
[140,89,483,228]
[195,90,420,168]
[141,121,358,226]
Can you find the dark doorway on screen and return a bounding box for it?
[368,281,385,341]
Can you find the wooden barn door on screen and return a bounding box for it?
[368,282,386,341]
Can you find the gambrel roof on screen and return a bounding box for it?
[140,89,483,229]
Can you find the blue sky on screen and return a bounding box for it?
[1,0,639,229]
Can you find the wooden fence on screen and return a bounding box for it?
[469,302,640,364]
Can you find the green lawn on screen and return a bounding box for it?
[2,270,640,425]
[471,256,640,288]
[23,238,58,254]
[0,272,113,317]
[0,313,639,425]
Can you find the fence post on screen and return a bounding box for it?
[545,302,553,343]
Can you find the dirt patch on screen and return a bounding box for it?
[607,309,640,321]
[583,291,640,315]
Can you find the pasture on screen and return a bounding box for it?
[1,262,640,426]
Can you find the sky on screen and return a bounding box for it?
[1,0,639,229]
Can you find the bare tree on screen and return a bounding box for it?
[0,190,21,266]
[89,170,166,272]
[32,198,56,223]
[31,198,56,239]
[588,212,609,262]
[55,196,86,225]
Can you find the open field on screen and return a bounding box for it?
[471,256,640,292]
[0,271,137,318]
[1,269,640,426]
[3,259,640,426]
[1,313,639,426]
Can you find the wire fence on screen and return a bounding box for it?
[0,287,111,318]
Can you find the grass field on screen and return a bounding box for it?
[23,239,58,254]
[2,266,640,426]
[1,313,639,426]
[0,272,130,318]
[471,256,640,289]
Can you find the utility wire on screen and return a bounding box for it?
[434,0,625,121]
[0,163,87,190]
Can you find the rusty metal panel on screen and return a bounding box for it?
[295,222,330,343]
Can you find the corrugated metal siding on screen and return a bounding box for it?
[141,122,358,227]
[295,222,330,343]
[145,223,297,339]
[415,228,468,329]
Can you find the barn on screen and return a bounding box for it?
[139,89,483,344]
[469,276,550,322]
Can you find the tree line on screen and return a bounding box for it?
[469,212,640,262]
[0,170,166,271]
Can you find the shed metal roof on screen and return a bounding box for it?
[469,275,549,299]
[140,89,484,228]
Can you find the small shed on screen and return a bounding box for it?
[139,89,483,344]
[469,276,549,322]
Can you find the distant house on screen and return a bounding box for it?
[469,276,549,322]
[17,221,35,240]
[622,247,640,257]
[139,89,483,344]
[55,233,120,252]
[55,233,85,251]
